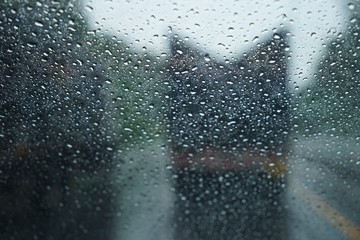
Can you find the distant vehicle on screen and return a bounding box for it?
[167,30,291,178]
[166,29,291,240]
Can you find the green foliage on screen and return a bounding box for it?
[83,34,166,150]
[295,9,360,137]
[1,0,166,150]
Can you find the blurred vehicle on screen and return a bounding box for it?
[166,29,291,240]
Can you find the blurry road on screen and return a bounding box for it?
[287,136,360,240]
[113,136,360,240]
[112,143,174,240]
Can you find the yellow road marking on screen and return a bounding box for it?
[296,185,360,240]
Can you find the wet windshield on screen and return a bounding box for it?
[1,1,359,240]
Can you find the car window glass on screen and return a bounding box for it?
[1,1,359,240]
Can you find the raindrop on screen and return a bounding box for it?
[204,54,210,62]
[76,59,83,65]
[35,21,44,27]
[273,33,281,40]
[85,5,94,11]
[348,3,355,10]
[105,49,113,55]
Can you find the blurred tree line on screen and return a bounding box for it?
[295,2,360,137]
[87,33,166,150]
[0,0,164,239]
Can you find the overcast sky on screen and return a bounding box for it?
[84,0,350,88]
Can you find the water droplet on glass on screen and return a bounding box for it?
[204,54,210,62]
[273,33,281,40]
[35,21,44,27]
[85,5,94,11]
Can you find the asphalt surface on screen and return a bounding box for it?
[286,136,360,240]
[113,136,360,240]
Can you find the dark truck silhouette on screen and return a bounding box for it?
[167,31,290,175]
[166,30,291,240]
